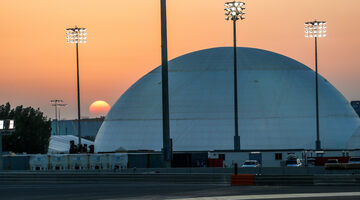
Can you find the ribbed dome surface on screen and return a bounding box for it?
[95,47,360,152]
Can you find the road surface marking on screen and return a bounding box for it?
[171,192,360,200]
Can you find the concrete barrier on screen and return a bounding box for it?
[0,172,230,184]
[49,155,69,170]
[254,175,313,185]
[109,153,127,170]
[89,154,109,170]
[2,156,30,170]
[69,154,89,170]
[29,155,48,171]
[314,174,360,185]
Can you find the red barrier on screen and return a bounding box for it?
[231,174,254,186]
[308,157,350,166]
[208,158,223,168]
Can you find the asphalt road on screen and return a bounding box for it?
[0,182,359,200]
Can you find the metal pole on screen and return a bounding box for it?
[161,0,171,168]
[57,103,66,136]
[55,103,58,135]
[233,20,240,152]
[76,42,82,146]
[0,134,2,170]
[315,37,321,150]
[58,108,61,135]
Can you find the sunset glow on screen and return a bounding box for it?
[89,100,111,117]
[0,0,359,119]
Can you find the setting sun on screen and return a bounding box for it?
[89,100,111,116]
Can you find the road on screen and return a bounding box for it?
[0,182,359,200]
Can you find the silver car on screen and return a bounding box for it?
[286,159,302,167]
[241,160,261,168]
[349,157,360,164]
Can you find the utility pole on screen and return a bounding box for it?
[57,103,67,135]
[51,99,64,135]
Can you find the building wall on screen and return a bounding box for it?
[351,101,360,117]
[210,150,358,167]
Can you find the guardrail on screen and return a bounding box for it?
[0,172,359,186]
[0,172,230,184]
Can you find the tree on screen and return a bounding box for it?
[1,103,51,154]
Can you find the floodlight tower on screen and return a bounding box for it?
[305,20,327,150]
[224,1,245,152]
[66,26,87,146]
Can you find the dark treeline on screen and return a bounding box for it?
[0,103,51,154]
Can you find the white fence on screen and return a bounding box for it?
[28,153,128,171]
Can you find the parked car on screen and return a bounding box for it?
[325,159,339,164]
[285,159,302,167]
[241,160,261,168]
[325,159,343,170]
[285,154,302,167]
[349,157,360,164]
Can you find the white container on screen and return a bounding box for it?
[68,154,89,170]
[89,154,109,170]
[49,154,69,170]
[109,153,128,170]
[29,154,48,171]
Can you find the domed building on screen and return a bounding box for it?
[95,47,360,152]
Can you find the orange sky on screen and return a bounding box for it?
[0,0,359,119]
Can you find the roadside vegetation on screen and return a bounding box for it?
[0,102,51,154]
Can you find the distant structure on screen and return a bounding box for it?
[95,47,360,152]
[48,135,94,154]
[51,117,104,141]
[351,101,360,117]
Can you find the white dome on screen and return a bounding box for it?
[95,47,360,152]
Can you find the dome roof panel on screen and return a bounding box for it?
[96,47,360,152]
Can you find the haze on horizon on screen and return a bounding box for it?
[0,0,359,119]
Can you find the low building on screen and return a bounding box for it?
[51,117,104,141]
[209,149,360,167]
[48,135,94,154]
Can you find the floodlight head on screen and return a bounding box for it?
[0,120,4,130]
[9,120,15,130]
[0,119,15,130]
[66,26,87,44]
[305,20,327,38]
[224,1,245,21]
